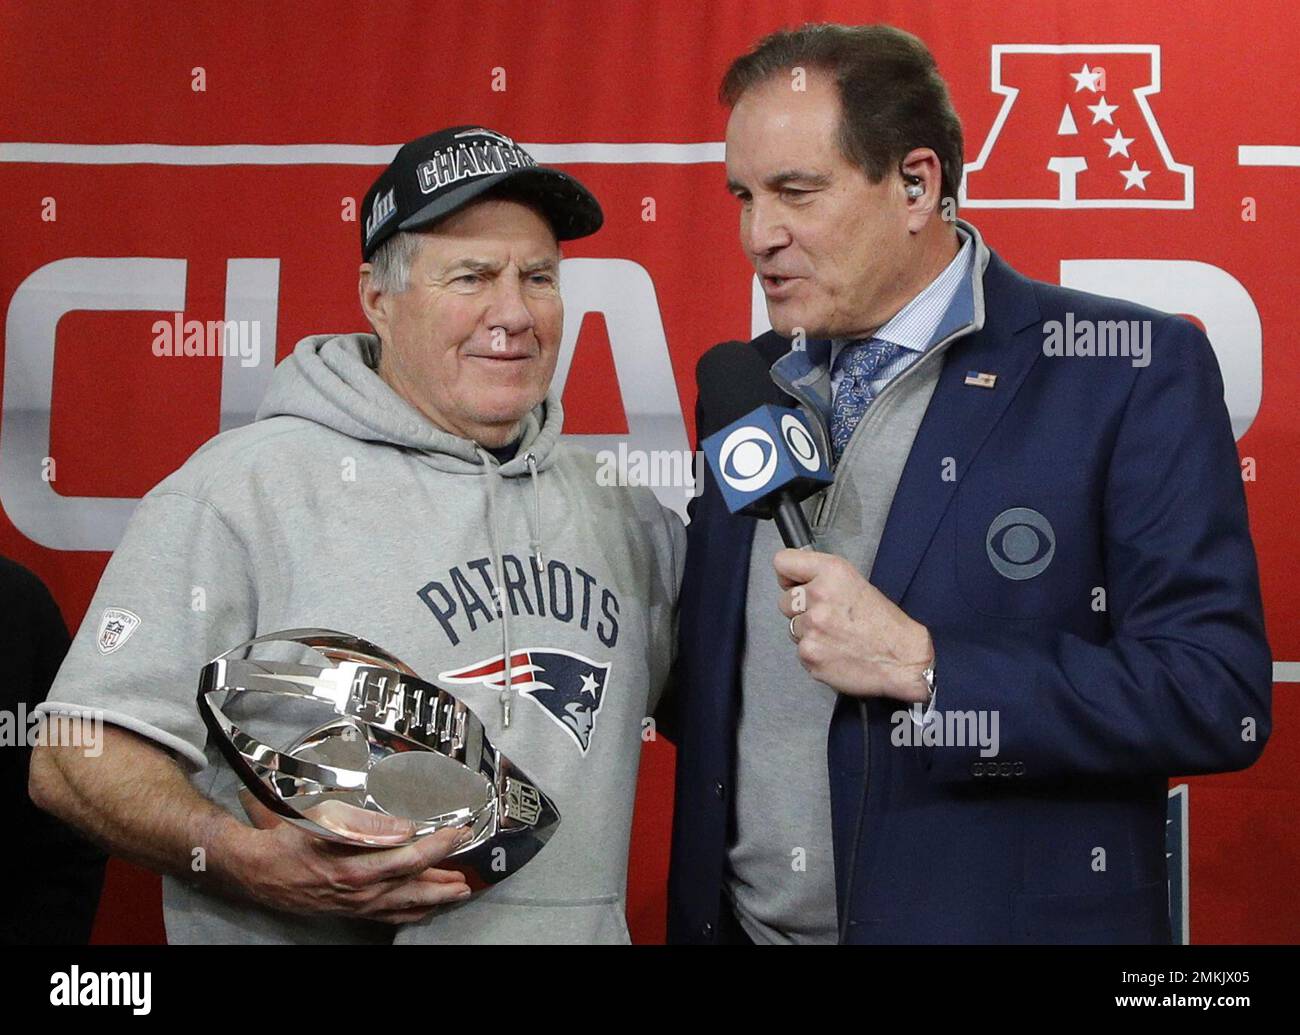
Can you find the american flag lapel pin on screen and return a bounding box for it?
[964,370,997,389]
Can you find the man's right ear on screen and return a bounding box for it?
[358,263,389,335]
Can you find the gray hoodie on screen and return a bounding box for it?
[38,333,684,944]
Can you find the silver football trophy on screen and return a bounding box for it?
[198,628,560,885]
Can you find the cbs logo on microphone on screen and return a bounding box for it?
[703,405,833,515]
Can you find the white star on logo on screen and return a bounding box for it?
[1120,161,1151,191]
[1087,96,1119,125]
[579,672,600,699]
[1070,63,1103,93]
[1103,129,1134,158]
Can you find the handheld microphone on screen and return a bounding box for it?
[701,404,833,549]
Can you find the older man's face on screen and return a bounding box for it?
[368,198,563,447]
[725,70,915,340]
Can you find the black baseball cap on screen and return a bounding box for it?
[360,125,604,260]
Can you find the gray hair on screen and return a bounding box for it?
[367,230,422,294]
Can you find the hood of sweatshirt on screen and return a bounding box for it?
[256,332,564,476]
[255,331,564,727]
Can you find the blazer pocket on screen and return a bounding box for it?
[1011,880,1169,944]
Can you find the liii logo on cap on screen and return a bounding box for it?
[364,187,397,247]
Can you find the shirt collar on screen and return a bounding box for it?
[831,227,974,368]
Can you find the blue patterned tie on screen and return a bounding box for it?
[830,338,908,462]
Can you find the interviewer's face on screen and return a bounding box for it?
[361,198,563,447]
[725,70,915,339]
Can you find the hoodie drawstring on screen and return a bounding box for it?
[476,448,546,728]
[478,450,513,727]
[525,451,544,572]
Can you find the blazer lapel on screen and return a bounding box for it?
[869,253,1044,605]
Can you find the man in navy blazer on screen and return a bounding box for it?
[660,23,1271,944]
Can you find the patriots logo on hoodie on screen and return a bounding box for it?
[439,649,611,753]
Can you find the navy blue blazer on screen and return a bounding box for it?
[661,249,1272,944]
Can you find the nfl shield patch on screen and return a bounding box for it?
[96,608,141,655]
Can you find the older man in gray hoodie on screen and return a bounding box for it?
[29,127,683,944]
